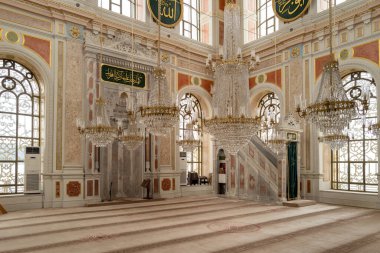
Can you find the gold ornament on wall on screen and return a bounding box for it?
[5,31,19,43]
[291,47,300,58]
[70,26,81,39]
[256,74,266,84]
[339,49,350,60]
[161,53,169,63]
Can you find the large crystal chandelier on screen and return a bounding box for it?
[296,0,368,148]
[140,0,179,136]
[204,0,260,155]
[77,98,118,147]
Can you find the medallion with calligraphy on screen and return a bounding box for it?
[148,0,183,28]
[273,0,312,22]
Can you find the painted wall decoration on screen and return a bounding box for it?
[66,181,81,197]
[273,0,312,22]
[161,178,171,191]
[101,64,145,88]
[148,0,183,28]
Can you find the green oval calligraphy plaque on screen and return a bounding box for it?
[148,0,183,28]
[273,0,312,22]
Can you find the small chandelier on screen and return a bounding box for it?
[319,134,349,150]
[77,98,118,147]
[177,122,199,152]
[119,112,144,150]
[296,0,367,141]
[204,0,261,155]
[139,3,178,136]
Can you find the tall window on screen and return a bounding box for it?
[0,59,41,194]
[318,0,347,13]
[180,0,200,41]
[179,93,202,174]
[99,0,145,20]
[331,71,378,193]
[256,0,278,38]
[257,92,281,142]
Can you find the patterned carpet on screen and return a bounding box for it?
[0,196,379,253]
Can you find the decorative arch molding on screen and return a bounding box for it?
[177,85,213,118]
[0,44,52,92]
[249,82,285,118]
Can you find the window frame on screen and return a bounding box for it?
[99,0,137,19]
[0,59,41,194]
[256,0,278,38]
[179,93,203,175]
[180,0,201,41]
[257,92,281,143]
[331,71,378,193]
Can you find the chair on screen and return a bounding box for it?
[188,172,199,185]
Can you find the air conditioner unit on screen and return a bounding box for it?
[179,152,187,185]
[24,147,41,193]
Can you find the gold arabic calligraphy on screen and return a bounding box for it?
[156,0,179,20]
[276,0,305,16]
[104,67,143,86]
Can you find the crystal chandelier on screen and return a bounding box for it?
[204,0,261,155]
[77,98,118,147]
[140,1,179,136]
[177,122,199,152]
[119,94,144,151]
[296,0,367,143]
[319,134,349,150]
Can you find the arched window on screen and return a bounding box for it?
[179,93,202,174]
[256,0,278,38]
[331,71,378,192]
[0,59,41,194]
[180,0,200,41]
[257,92,281,142]
[98,0,145,21]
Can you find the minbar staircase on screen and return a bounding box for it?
[229,136,287,203]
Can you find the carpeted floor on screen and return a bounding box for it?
[0,196,379,253]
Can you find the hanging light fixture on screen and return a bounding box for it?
[77,98,118,147]
[119,93,144,150]
[204,0,261,155]
[177,121,200,152]
[118,16,144,150]
[295,0,368,149]
[76,17,117,147]
[139,0,179,136]
[318,134,349,150]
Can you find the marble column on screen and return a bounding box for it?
[211,138,218,194]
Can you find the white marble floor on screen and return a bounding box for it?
[0,196,379,253]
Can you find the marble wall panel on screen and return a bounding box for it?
[64,40,83,166]
[159,135,171,166]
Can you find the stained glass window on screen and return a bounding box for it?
[257,92,281,143]
[179,93,202,174]
[331,71,378,193]
[180,0,200,41]
[0,59,40,194]
[256,0,278,38]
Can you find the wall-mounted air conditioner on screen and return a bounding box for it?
[24,147,41,193]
